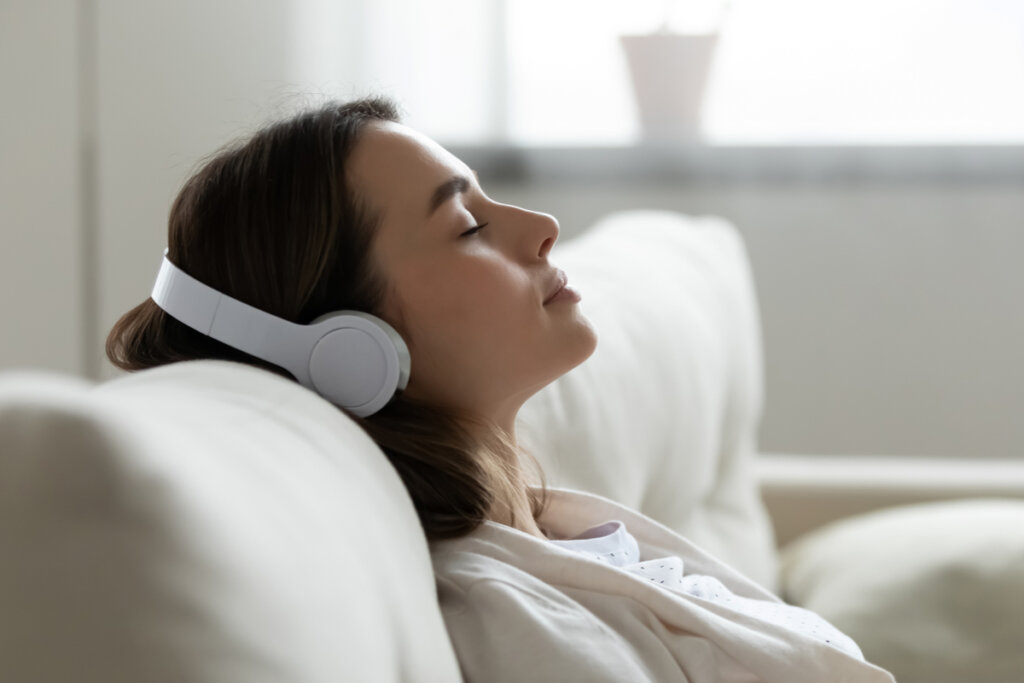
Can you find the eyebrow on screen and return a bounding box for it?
[427,173,474,217]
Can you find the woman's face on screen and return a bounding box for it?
[348,121,597,428]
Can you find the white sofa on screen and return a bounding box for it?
[2,211,1022,682]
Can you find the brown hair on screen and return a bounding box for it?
[106,97,548,540]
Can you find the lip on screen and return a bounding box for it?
[543,268,581,305]
[542,269,568,305]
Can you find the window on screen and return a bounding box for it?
[325,0,1024,145]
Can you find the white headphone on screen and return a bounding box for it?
[150,249,410,417]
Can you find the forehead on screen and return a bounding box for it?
[347,121,470,225]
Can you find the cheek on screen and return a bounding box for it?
[401,261,533,353]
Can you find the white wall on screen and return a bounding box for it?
[1,1,84,375]
[0,0,363,378]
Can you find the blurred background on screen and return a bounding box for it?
[2,0,1022,461]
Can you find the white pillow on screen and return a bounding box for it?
[0,363,462,683]
[518,210,778,590]
[780,498,1024,683]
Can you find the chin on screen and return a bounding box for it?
[561,311,599,373]
[516,320,598,404]
[577,310,599,354]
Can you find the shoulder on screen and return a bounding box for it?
[430,556,655,683]
[429,522,570,609]
[429,516,630,623]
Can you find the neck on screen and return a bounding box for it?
[467,415,549,541]
[460,401,548,540]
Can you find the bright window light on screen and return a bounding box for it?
[334,0,1024,145]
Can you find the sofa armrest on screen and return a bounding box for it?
[757,452,1024,547]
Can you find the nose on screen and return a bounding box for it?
[502,203,560,261]
[533,210,560,260]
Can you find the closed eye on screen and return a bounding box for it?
[461,222,489,237]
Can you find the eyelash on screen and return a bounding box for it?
[460,222,489,237]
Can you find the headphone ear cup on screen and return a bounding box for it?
[306,311,410,417]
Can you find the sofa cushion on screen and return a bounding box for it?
[779,498,1024,683]
[0,364,461,683]
[518,210,777,590]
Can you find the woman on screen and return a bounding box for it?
[108,98,894,682]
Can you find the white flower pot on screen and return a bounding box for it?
[620,32,719,143]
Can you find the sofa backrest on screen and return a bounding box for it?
[0,363,462,683]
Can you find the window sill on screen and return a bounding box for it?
[444,143,1024,185]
